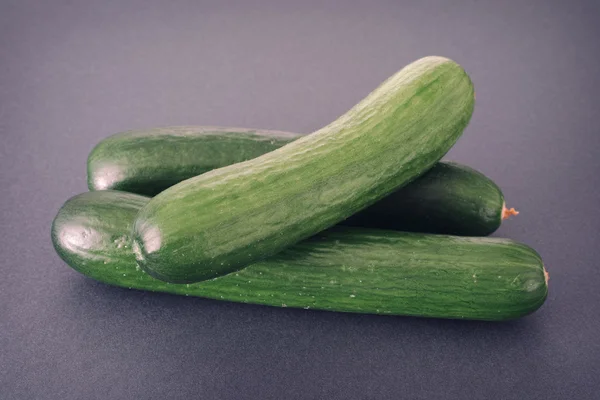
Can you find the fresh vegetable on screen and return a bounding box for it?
[51,191,547,321]
[87,126,301,196]
[345,161,516,236]
[88,125,514,236]
[133,56,476,283]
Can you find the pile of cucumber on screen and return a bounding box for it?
[52,56,547,321]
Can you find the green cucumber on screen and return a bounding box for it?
[87,127,301,196]
[52,191,548,321]
[345,161,515,236]
[133,56,476,283]
[88,126,512,236]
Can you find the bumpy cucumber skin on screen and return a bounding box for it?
[87,127,301,196]
[344,162,504,236]
[52,191,547,321]
[133,56,476,283]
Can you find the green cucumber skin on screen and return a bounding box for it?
[88,126,503,236]
[52,191,547,321]
[345,161,504,236]
[87,127,301,196]
[133,56,476,283]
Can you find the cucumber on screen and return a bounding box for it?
[51,191,548,321]
[87,126,301,196]
[88,126,513,236]
[345,161,515,236]
[133,56,476,283]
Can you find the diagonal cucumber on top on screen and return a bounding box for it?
[133,56,476,283]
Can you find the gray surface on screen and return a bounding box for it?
[1,0,599,399]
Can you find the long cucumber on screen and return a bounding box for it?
[51,191,547,321]
[133,56,476,283]
[89,126,514,236]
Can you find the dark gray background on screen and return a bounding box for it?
[1,0,599,399]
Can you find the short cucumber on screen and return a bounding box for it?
[51,191,547,321]
[88,127,512,236]
[133,56,476,283]
[87,127,301,196]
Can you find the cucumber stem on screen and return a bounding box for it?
[501,203,519,220]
